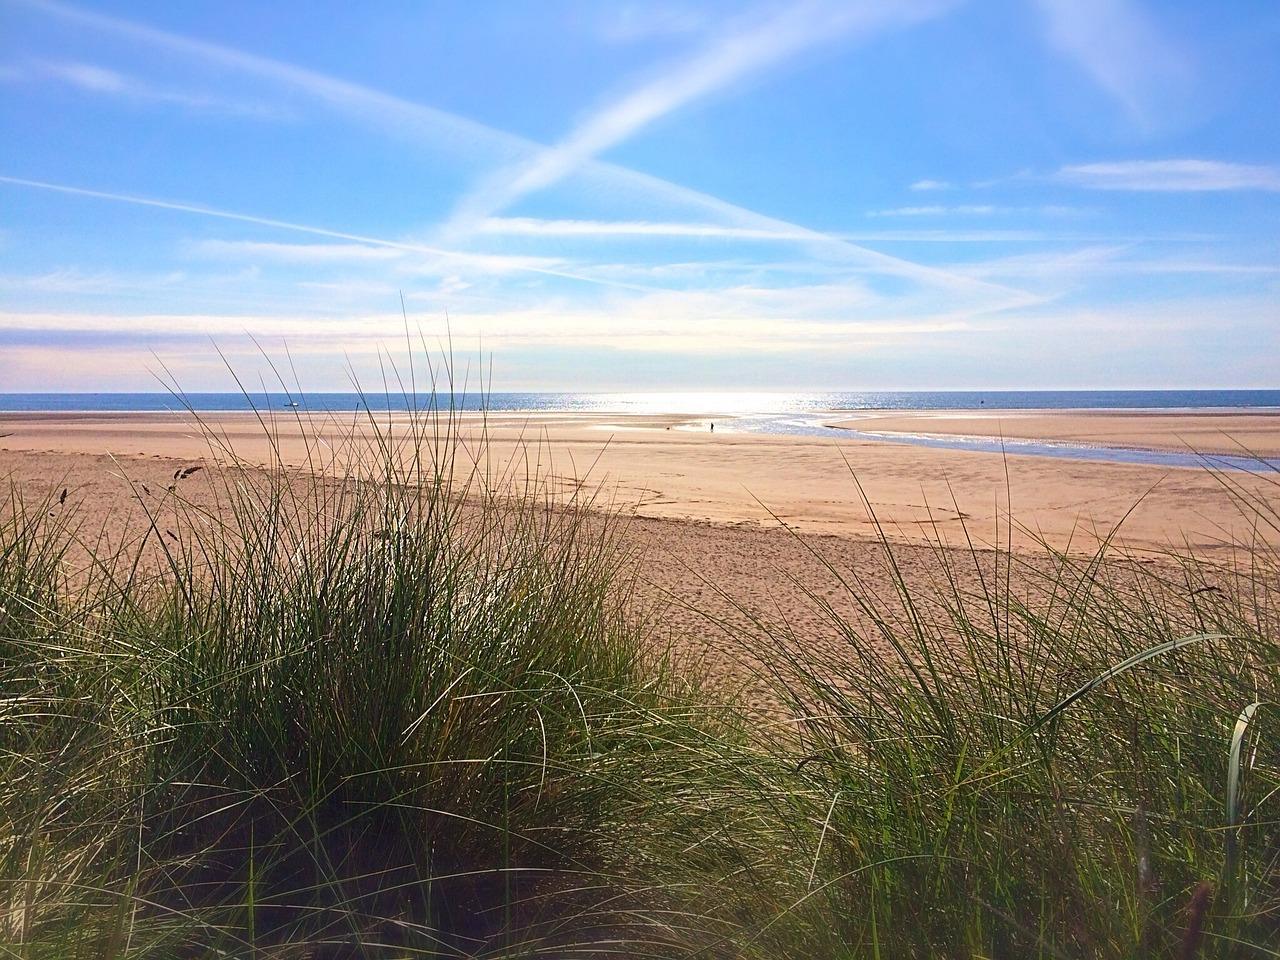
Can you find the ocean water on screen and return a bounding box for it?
[2,390,1277,472]
[1,389,1278,414]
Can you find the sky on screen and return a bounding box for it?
[1,0,1278,393]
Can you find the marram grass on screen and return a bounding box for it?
[2,401,1278,958]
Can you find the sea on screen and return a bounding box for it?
[2,390,1278,472]
[2,389,1279,415]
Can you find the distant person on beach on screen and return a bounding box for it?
[710,422,715,432]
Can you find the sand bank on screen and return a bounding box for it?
[830,408,1280,458]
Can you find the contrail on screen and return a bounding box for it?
[0,174,658,293]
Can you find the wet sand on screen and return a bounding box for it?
[831,409,1280,458]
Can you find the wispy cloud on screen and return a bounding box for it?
[4,58,281,117]
[843,229,1052,243]
[871,205,998,218]
[1055,160,1280,192]
[0,300,978,355]
[477,217,814,241]
[479,217,1119,246]
[1031,0,1193,128]
[0,175,660,291]
[868,205,1084,218]
[11,282,1275,374]
[591,3,712,44]
[30,59,126,92]
[446,0,953,232]
[908,179,951,191]
[0,267,188,293]
[468,217,1218,248]
[942,246,1280,300]
[192,239,406,263]
[17,0,533,162]
[479,188,1036,299]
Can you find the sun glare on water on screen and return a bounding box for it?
[579,392,830,415]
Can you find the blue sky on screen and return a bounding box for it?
[1,0,1278,392]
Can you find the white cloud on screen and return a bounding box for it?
[480,217,1127,246]
[477,217,813,241]
[191,237,567,281]
[871,205,996,217]
[1031,0,1192,128]
[945,246,1130,286]
[0,300,976,356]
[868,205,1083,218]
[952,247,1280,283]
[5,58,281,117]
[908,179,951,191]
[194,240,406,262]
[1055,160,1280,192]
[11,284,1276,371]
[592,4,711,44]
[5,291,1272,350]
[396,253,572,277]
[0,267,187,293]
[44,60,125,92]
[439,275,473,295]
[1119,260,1280,276]
[841,229,1051,243]
[488,222,1104,244]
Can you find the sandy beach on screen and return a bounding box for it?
[3,406,1277,703]
[2,407,1277,556]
